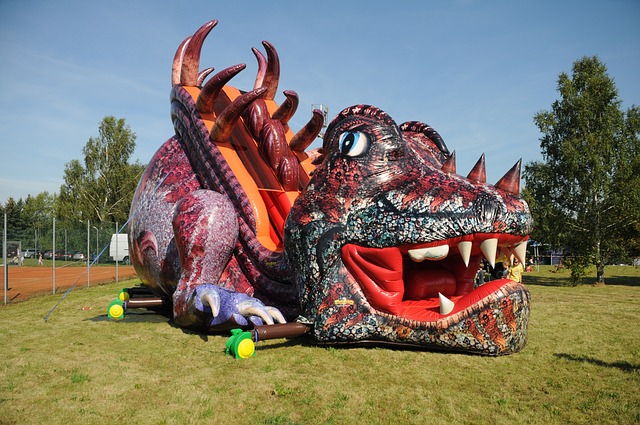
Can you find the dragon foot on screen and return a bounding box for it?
[197,285,286,327]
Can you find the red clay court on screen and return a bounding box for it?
[1,265,137,303]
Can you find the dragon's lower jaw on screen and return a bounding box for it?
[342,233,528,322]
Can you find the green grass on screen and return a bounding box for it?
[0,267,638,424]
[525,264,640,287]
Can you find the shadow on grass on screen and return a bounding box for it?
[86,310,171,324]
[523,275,573,287]
[554,353,640,373]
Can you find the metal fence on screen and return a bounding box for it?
[1,218,125,265]
[2,215,133,304]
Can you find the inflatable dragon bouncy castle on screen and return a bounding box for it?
[127,20,532,355]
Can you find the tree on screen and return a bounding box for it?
[57,116,145,224]
[0,197,27,241]
[524,56,640,284]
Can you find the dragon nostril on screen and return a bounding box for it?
[474,193,501,225]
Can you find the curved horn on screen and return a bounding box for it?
[252,47,267,90]
[172,36,191,86]
[290,109,324,152]
[400,121,449,155]
[441,151,456,174]
[196,67,215,86]
[180,20,218,86]
[196,64,246,117]
[210,87,267,143]
[467,153,486,183]
[272,90,299,126]
[261,41,280,100]
[495,159,522,195]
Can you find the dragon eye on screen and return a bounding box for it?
[338,131,370,157]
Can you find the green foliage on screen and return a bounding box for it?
[57,116,145,223]
[524,56,640,284]
[0,197,27,240]
[562,255,592,285]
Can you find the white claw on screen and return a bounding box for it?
[265,306,287,324]
[439,292,455,315]
[457,241,472,267]
[239,303,275,325]
[408,245,449,262]
[511,241,528,265]
[480,238,498,268]
[200,292,220,317]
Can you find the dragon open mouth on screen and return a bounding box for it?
[342,233,528,322]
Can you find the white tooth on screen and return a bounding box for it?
[457,241,472,267]
[439,292,455,315]
[511,241,528,265]
[480,238,498,268]
[408,245,449,262]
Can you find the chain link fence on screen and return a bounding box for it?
[1,219,127,265]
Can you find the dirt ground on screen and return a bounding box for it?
[1,265,137,303]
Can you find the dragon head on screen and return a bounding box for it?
[285,105,532,355]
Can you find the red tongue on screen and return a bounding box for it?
[404,267,456,299]
[342,245,405,314]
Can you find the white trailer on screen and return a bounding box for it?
[109,234,129,263]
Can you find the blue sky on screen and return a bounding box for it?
[1,0,638,202]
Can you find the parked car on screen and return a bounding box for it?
[43,251,53,259]
[72,252,85,261]
[23,249,38,259]
[54,251,72,260]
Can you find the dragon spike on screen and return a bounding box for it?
[197,64,247,117]
[252,47,267,90]
[290,109,325,152]
[272,90,299,126]
[495,159,522,195]
[179,20,218,86]
[196,67,215,87]
[441,151,456,174]
[172,36,191,86]
[467,153,486,184]
[261,41,280,100]
[210,87,267,143]
[277,156,301,191]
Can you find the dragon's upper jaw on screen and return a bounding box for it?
[342,233,528,322]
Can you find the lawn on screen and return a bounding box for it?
[0,266,638,424]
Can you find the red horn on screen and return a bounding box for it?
[210,87,267,143]
[495,159,522,195]
[467,153,486,183]
[441,151,456,174]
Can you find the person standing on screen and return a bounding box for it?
[507,258,524,283]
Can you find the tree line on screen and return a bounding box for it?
[1,116,145,251]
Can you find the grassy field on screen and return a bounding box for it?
[0,266,638,424]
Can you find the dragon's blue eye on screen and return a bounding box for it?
[338,131,370,157]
